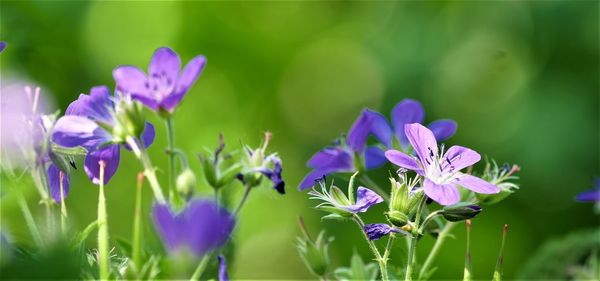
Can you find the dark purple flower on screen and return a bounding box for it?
[152,199,235,257]
[0,42,6,53]
[575,179,600,202]
[259,156,285,194]
[218,255,229,281]
[113,47,206,113]
[52,86,155,184]
[385,123,499,205]
[364,223,399,240]
[309,184,383,215]
[47,164,70,202]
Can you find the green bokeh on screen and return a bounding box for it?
[1,1,598,279]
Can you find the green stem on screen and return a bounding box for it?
[234,184,252,216]
[352,214,387,281]
[17,193,43,247]
[132,173,144,273]
[35,166,54,235]
[405,196,426,281]
[189,253,212,281]
[417,222,457,280]
[360,175,390,201]
[165,117,177,196]
[417,210,443,234]
[59,171,68,235]
[126,137,166,204]
[97,161,110,280]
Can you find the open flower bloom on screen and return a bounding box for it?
[152,199,235,257]
[385,123,499,205]
[52,86,155,184]
[364,223,400,240]
[300,99,457,190]
[575,179,600,202]
[113,47,206,113]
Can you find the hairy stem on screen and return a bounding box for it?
[352,214,387,281]
[405,196,426,281]
[165,116,177,197]
[97,161,109,280]
[59,171,68,235]
[417,222,457,280]
[126,137,166,204]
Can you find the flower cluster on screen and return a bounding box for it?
[298,100,521,281]
[0,45,285,280]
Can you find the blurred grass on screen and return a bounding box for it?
[1,1,598,279]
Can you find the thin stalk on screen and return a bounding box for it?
[189,253,212,281]
[59,171,68,235]
[97,161,110,280]
[360,174,390,201]
[463,220,472,281]
[165,117,177,196]
[352,214,387,281]
[17,194,43,247]
[382,233,396,263]
[35,166,54,235]
[405,196,426,281]
[132,172,144,273]
[234,184,252,216]
[126,137,166,204]
[417,210,443,234]
[417,222,457,280]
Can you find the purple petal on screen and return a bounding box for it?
[576,189,600,202]
[52,116,111,150]
[365,146,387,170]
[65,86,114,124]
[125,122,156,151]
[113,66,149,97]
[218,255,229,281]
[131,93,160,111]
[299,170,327,190]
[428,119,457,142]
[347,109,392,152]
[84,145,120,185]
[404,123,438,169]
[442,145,480,172]
[423,178,460,206]
[0,41,6,53]
[47,164,69,202]
[149,47,181,88]
[364,223,399,240]
[152,203,184,252]
[161,55,207,112]
[184,199,235,256]
[384,149,422,173]
[456,174,499,194]
[299,147,355,190]
[341,186,383,213]
[391,99,425,147]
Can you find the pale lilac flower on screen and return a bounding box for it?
[218,255,229,281]
[364,224,399,240]
[575,179,600,202]
[52,86,155,184]
[113,47,206,113]
[385,123,499,205]
[152,199,235,257]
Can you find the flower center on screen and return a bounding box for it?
[145,71,174,100]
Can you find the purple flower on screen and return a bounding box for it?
[218,255,229,281]
[364,224,399,240]
[259,156,285,194]
[575,179,600,202]
[113,47,206,113]
[47,164,70,202]
[0,42,6,53]
[385,123,499,205]
[340,186,384,213]
[152,199,235,257]
[309,184,383,215]
[52,86,155,184]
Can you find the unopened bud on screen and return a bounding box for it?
[176,168,196,198]
[442,203,482,222]
[386,210,409,227]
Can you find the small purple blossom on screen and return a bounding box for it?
[218,255,229,281]
[259,155,285,194]
[309,184,383,215]
[575,179,600,202]
[52,86,155,184]
[385,123,499,205]
[0,42,6,53]
[113,47,206,113]
[364,223,399,240]
[152,199,235,257]
[340,187,384,213]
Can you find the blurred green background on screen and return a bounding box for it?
[1,1,598,279]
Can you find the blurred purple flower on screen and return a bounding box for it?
[152,199,235,257]
[113,47,206,113]
[52,86,155,185]
[47,164,70,202]
[259,155,285,194]
[385,123,498,205]
[364,223,399,240]
[0,42,6,53]
[218,255,229,281]
[575,179,600,202]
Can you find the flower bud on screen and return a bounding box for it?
[296,217,332,278]
[176,168,197,198]
[442,203,482,222]
[113,96,145,141]
[385,210,409,227]
[390,178,409,213]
